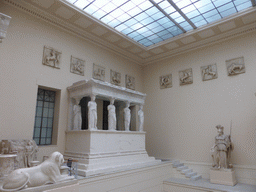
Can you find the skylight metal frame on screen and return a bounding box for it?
[66,0,255,47]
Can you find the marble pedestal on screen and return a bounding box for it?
[64,130,160,177]
[0,154,17,179]
[210,169,237,186]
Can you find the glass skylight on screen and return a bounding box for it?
[67,0,255,47]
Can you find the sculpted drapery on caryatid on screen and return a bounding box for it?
[73,104,82,130]
[211,125,234,169]
[138,105,144,132]
[88,94,97,130]
[124,102,131,131]
[108,98,116,131]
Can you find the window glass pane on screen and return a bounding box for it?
[47,129,52,138]
[206,14,221,23]
[134,35,145,41]
[134,12,149,21]
[47,118,53,127]
[220,7,236,17]
[35,117,41,127]
[49,103,54,109]
[34,138,39,145]
[218,2,234,12]
[43,108,48,117]
[37,101,43,107]
[40,138,46,145]
[194,19,208,27]
[41,128,47,138]
[36,107,42,117]
[236,2,252,11]
[164,6,176,14]
[141,17,154,25]
[42,117,48,127]
[198,3,215,14]
[162,33,173,40]
[46,138,51,145]
[33,128,40,138]
[48,109,54,118]
[151,37,163,43]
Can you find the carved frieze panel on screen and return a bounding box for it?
[93,63,105,81]
[201,64,218,81]
[226,57,245,76]
[160,74,172,89]
[179,68,193,85]
[42,46,61,69]
[110,70,121,86]
[125,75,135,90]
[70,56,85,76]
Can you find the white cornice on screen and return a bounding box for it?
[3,0,144,65]
[3,0,256,66]
[144,22,256,65]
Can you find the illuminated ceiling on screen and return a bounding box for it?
[66,0,256,47]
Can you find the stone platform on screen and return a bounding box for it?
[163,177,256,192]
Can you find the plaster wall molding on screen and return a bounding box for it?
[2,0,143,65]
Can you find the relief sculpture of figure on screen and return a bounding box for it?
[211,125,233,169]
[108,98,116,131]
[0,152,74,191]
[73,104,82,130]
[138,105,144,132]
[88,95,97,130]
[124,102,131,131]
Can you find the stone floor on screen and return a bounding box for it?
[164,177,256,192]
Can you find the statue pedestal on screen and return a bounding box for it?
[64,130,160,177]
[210,169,237,186]
[0,154,17,179]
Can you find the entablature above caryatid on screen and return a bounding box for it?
[67,78,146,105]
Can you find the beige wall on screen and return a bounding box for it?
[143,32,256,166]
[0,3,143,161]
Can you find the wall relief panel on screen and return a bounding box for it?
[70,56,85,76]
[160,74,172,89]
[42,46,61,69]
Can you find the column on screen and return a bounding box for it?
[108,97,116,131]
[124,101,131,131]
[73,97,82,130]
[88,94,97,130]
[138,104,144,132]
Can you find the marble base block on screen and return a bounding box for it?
[210,169,237,186]
[64,130,161,177]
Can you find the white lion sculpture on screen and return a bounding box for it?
[0,151,74,191]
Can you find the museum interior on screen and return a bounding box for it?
[0,0,256,191]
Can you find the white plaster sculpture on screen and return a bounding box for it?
[160,74,172,89]
[179,68,193,85]
[125,75,135,90]
[0,13,12,43]
[110,70,121,86]
[93,64,105,81]
[211,125,233,169]
[70,56,85,76]
[201,64,218,81]
[88,95,97,130]
[0,140,39,169]
[138,105,144,132]
[73,104,82,130]
[124,102,131,131]
[226,57,245,76]
[108,98,116,131]
[43,46,61,69]
[0,152,74,191]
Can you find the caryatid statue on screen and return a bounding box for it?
[211,125,233,169]
[73,98,82,130]
[124,102,131,131]
[88,94,97,130]
[138,105,144,132]
[108,98,116,131]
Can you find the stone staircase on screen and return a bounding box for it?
[172,160,202,181]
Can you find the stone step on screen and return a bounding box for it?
[173,162,184,168]
[191,175,202,181]
[185,172,197,178]
[177,166,188,171]
[181,169,193,175]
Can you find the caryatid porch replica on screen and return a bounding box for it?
[210,125,236,186]
[64,79,160,177]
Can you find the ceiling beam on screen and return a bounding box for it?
[166,0,197,29]
[148,0,186,33]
